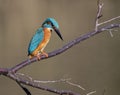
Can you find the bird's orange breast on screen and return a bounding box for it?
[32,28,51,56]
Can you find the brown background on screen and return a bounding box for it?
[0,0,120,95]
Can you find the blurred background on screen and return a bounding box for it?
[0,0,120,95]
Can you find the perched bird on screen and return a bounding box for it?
[28,18,63,60]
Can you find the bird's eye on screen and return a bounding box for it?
[47,21,54,27]
[47,22,51,24]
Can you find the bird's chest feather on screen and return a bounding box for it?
[37,28,51,51]
[43,28,51,43]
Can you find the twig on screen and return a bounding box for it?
[94,0,120,37]
[109,29,114,37]
[17,73,85,90]
[16,80,31,95]
[34,78,71,84]
[17,73,85,91]
[86,91,96,95]
[16,73,71,84]
[6,72,80,95]
[95,0,104,31]
[66,80,85,90]
[98,15,120,26]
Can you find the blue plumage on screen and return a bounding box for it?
[28,28,44,55]
[42,18,59,29]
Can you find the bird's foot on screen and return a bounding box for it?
[28,54,41,61]
[36,53,41,60]
[35,52,48,61]
[41,51,48,57]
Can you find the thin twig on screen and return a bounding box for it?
[6,72,80,95]
[66,80,85,90]
[98,16,120,26]
[109,29,114,37]
[86,91,96,95]
[17,73,85,90]
[16,73,71,84]
[34,78,71,84]
[16,80,31,95]
[95,0,104,31]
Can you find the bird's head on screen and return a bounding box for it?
[42,18,63,40]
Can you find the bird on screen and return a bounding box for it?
[28,18,63,60]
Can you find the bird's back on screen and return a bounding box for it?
[28,28,44,55]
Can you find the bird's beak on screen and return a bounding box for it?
[53,27,63,40]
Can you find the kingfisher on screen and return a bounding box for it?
[28,18,63,60]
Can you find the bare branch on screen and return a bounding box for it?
[86,91,96,95]
[16,80,32,95]
[16,73,71,84]
[98,16,120,26]
[8,23,120,73]
[0,23,120,95]
[109,29,114,37]
[0,68,8,75]
[0,1,120,95]
[95,0,104,31]
[34,78,71,84]
[6,72,80,95]
[66,80,85,90]
[94,0,120,38]
[17,73,85,90]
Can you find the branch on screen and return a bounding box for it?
[86,91,96,95]
[0,0,120,95]
[16,73,85,90]
[16,80,32,95]
[0,23,119,95]
[6,72,80,95]
[95,0,104,31]
[98,16,120,26]
[9,23,120,73]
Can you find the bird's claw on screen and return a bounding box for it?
[41,52,48,57]
[36,54,41,60]
[36,52,48,61]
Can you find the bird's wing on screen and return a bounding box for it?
[28,28,44,55]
